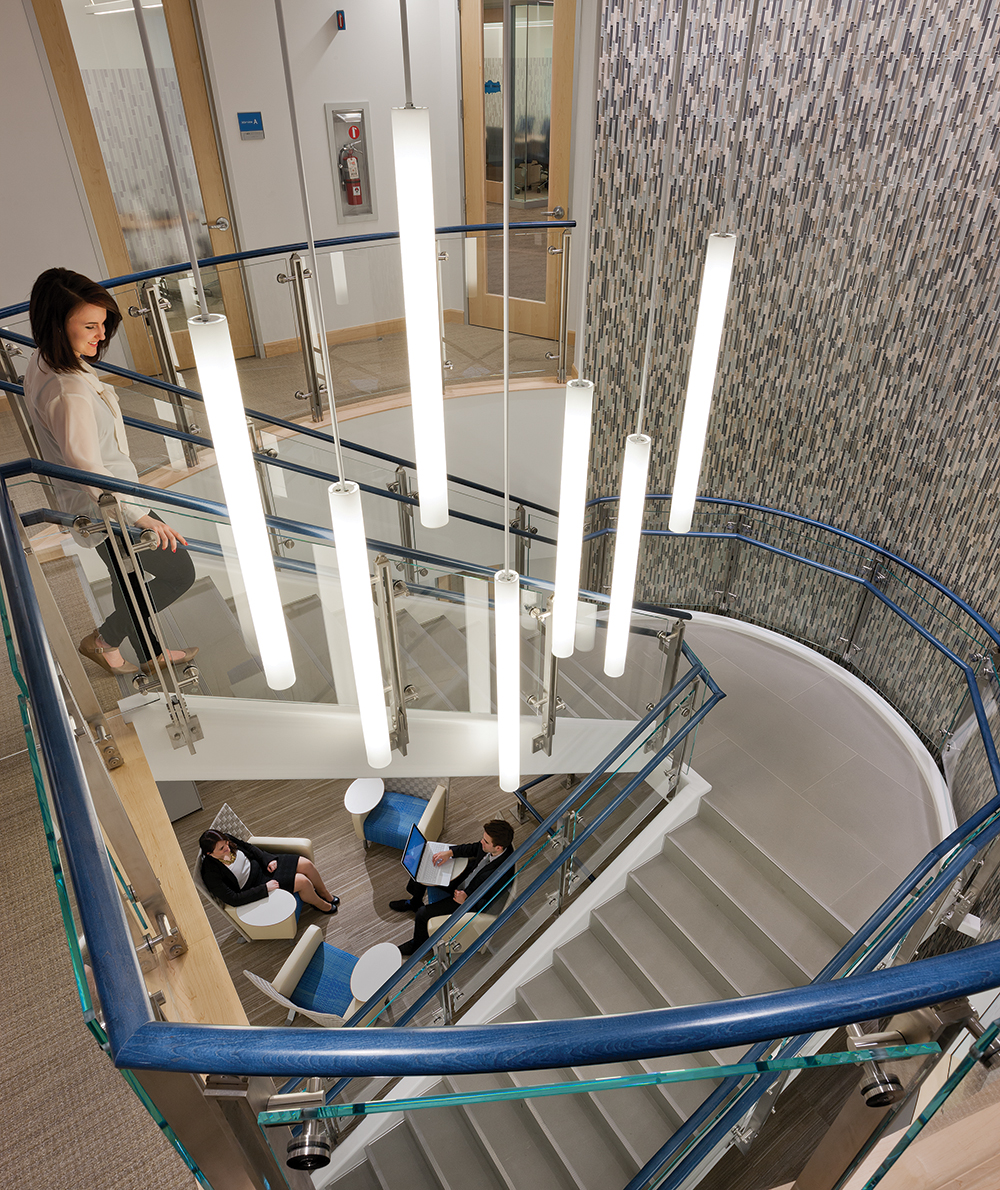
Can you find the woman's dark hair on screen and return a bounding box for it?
[199,829,230,856]
[483,819,514,850]
[29,267,121,372]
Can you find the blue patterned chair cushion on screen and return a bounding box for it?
[292,942,358,1016]
[363,790,429,849]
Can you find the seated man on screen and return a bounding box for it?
[391,819,515,956]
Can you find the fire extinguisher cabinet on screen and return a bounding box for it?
[326,102,378,223]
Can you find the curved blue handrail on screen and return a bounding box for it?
[2,459,1000,1170]
[0,219,575,320]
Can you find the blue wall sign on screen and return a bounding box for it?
[237,112,264,141]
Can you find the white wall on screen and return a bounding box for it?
[0,0,106,315]
[193,0,465,348]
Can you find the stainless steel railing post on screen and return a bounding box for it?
[373,554,412,756]
[277,252,326,423]
[128,280,199,468]
[545,229,572,381]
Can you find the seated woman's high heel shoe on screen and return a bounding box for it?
[79,631,140,676]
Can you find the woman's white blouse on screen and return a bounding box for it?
[22,351,148,542]
[229,849,251,889]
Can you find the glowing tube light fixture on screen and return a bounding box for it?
[494,569,521,792]
[603,433,651,678]
[551,378,595,658]
[328,482,392,768]
[188,314,295,690]
[391,105,449,529]
[669,233,737,534]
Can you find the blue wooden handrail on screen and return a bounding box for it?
[2,460,1000,1163]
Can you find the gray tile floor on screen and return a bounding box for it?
[685,615,945,929]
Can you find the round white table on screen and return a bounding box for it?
[350,941,403,1002]
[233,888,297,939]
[344,777,385,815]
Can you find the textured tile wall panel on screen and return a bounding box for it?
[585,0,1000,646]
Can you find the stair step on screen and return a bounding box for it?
[665,813,842,981]
[366,1121,439,1190]
[511,974,685,1148]
[628,853,791,997]
[447,1072,579,1190]
[552,932,724,1121]
[408,1082,507,1190]
[591,891,729,1007]
[699,800,854,946]
[505,1066,638,1188]
[329,1160,382,1190]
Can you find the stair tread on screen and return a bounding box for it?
[367,1121,439,1190]
[519,966,594,1021]
[631,854,792,996]
[556,931,658,1014]
[505,1067,637,1187]
[594,892,729,1006]
[669,816,842,976]
[330,1160,382,1190]
[447,1073,579,1190]
[409,1085,507,1190]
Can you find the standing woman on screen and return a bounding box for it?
[24,267,198,675]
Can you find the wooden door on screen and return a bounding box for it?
[30,0,254,374]
[460,0,576,340]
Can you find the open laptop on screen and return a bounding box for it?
[401,823,456,887]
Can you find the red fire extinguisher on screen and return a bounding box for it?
[339,143,364,207]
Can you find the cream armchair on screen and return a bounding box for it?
[192,802,313,942]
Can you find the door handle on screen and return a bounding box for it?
[202,216,230,231]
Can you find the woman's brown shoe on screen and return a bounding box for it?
[78,631,140,676]
[140,646,199,675]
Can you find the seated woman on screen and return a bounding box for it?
[199,830,339,914]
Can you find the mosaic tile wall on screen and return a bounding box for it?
[584,0,1000,645]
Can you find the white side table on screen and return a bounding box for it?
[349,941,403,1025]
[233,888,297,940]
[344,777,385,815]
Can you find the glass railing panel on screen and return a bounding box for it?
[850,594,971,749]
[632,510,733,614]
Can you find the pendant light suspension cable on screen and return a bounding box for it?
[130,0,208,317]
[669,0,760,534]
[495,0,520,792]
[398,0,414,107]
[131,0,295,691]
[392,0,450,528]
[720,0,762,235]
[273,0,345,480]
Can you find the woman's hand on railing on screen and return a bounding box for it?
[135,514,188,551]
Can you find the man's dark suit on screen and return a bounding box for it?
[402,839,515,949]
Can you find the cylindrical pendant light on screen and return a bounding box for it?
[328,482,391,768]
[189,315,295,690]
[391,0,449,530]
[604,433,651,678]
[668,239,737,536]
[494,569,521,791]
[551,378,595,658]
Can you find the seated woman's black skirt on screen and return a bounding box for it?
[270,851,300,893]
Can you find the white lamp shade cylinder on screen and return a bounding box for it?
[669,233,736,534]
[604,433,652,678]
[328,482,391,768]
[494,569,521,792]
[551,379,595,658]
[391,106,449,529]
[188,314,295,691]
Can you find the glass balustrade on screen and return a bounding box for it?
[5,233,1000,1190]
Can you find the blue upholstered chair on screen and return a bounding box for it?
[349,777,449,852]
[243,925,360,1027]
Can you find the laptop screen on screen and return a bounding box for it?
[401,822,427,881]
